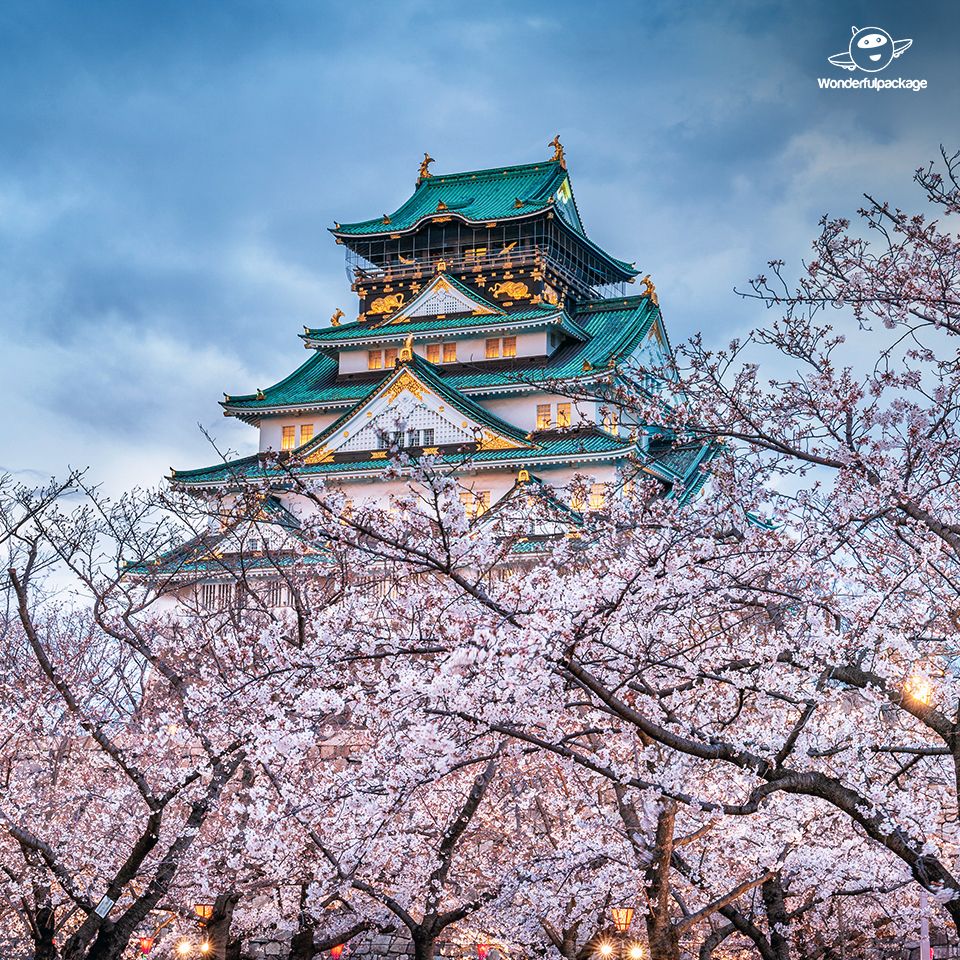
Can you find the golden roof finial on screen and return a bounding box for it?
[641,275,658,306]
[330,308,344,327]
[399,334,414,361]
[518,467,530,483]
[419,153,435,181]
[549,135,566,169]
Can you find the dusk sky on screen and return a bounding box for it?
[1,0,957,492]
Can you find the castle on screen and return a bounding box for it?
[170,144,708,523]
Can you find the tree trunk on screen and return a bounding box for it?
[412,933,437,960]
[33,907,58,960]
[644,800,681,960]
[205,893,241,960]
[762,874,791,960]
[290,925,316,960]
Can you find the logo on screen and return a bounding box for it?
[828,26,912,73]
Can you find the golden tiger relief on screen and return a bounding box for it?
[489,281,530,300]
[369,293,405,314]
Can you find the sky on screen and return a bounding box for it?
[0,0,957,492]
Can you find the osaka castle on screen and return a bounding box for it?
[169,141,710,528]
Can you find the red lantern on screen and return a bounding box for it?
[331,946,345,959]
[195,903,215,921]
[138,937,154,954]
[477,945,491,960]
[611,908,634,934]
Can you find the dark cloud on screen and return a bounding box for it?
[0,0,955,489]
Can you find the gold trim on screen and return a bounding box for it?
[369,293,405,314]
[490,281,530,300]
[418,153,435,181]
[384,369,425,403]
[549,135,566,169]
[372,451,387,459]
[304,445,333,465]
[330,308,344,327]
[479,430,523,451]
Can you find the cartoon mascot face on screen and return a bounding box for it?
[851,27,895,72]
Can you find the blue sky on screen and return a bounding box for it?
[0,0,956,490]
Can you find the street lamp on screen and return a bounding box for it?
[137,937,154,955]
[477,947,491,960]
[611,909,634,935]
[331,946,345,959]
[195,903,215,922]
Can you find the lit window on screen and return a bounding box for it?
[426,344,441,363]
[603,410,619,431]
[502,336,517,358]
[422,428,435,446]
[460,490,491,519]
[589,483,605,511]
[557,403,571,427]
[368,350,383,370]
[464,247,487,260]
[443,342,457,363]
[281,426,296,450]
[486,339,500,359]
[536,404,551,430]
[300,424,314,445]
[384,348,398,368]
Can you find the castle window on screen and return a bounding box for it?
[407,429,420,447]
[603,410,619,432]
[486,339,500,359]
[443,342,457,363]
[589,483,606,511]
[281,426,296,450]
[502,336,517,358]
[536,404,551,430]
[460,490,491,519]
[391,431,405,448]
[368,350,383,370]
[557,403,571,427]
[300,424,314,445]
[422,428,435,446]
[464,247,487,260]
[426,344,441,363]
[384,348,398,368]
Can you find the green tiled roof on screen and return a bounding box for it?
[222,295,657,420]
[335,161,572,236]
[171,430,635,488]
[302,303,589,345]
[331,159,637,279]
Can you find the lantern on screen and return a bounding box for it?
[138,937,154,955]
[331,946,345,959]
[611,908,634,934]
[477,946,491,960]
[195,903,215,921]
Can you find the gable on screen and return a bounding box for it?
[388,273,502,322]
[303,365,525,464]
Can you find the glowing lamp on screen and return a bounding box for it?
[177,943,192,957]
[477,946,491,960]
[195,903,215,921]
[138,937,155,954]
[331,946,345,959]
[600,945,614,957]
[201,945,211,954]
[611,908,633,933]
[629,948,643,960]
